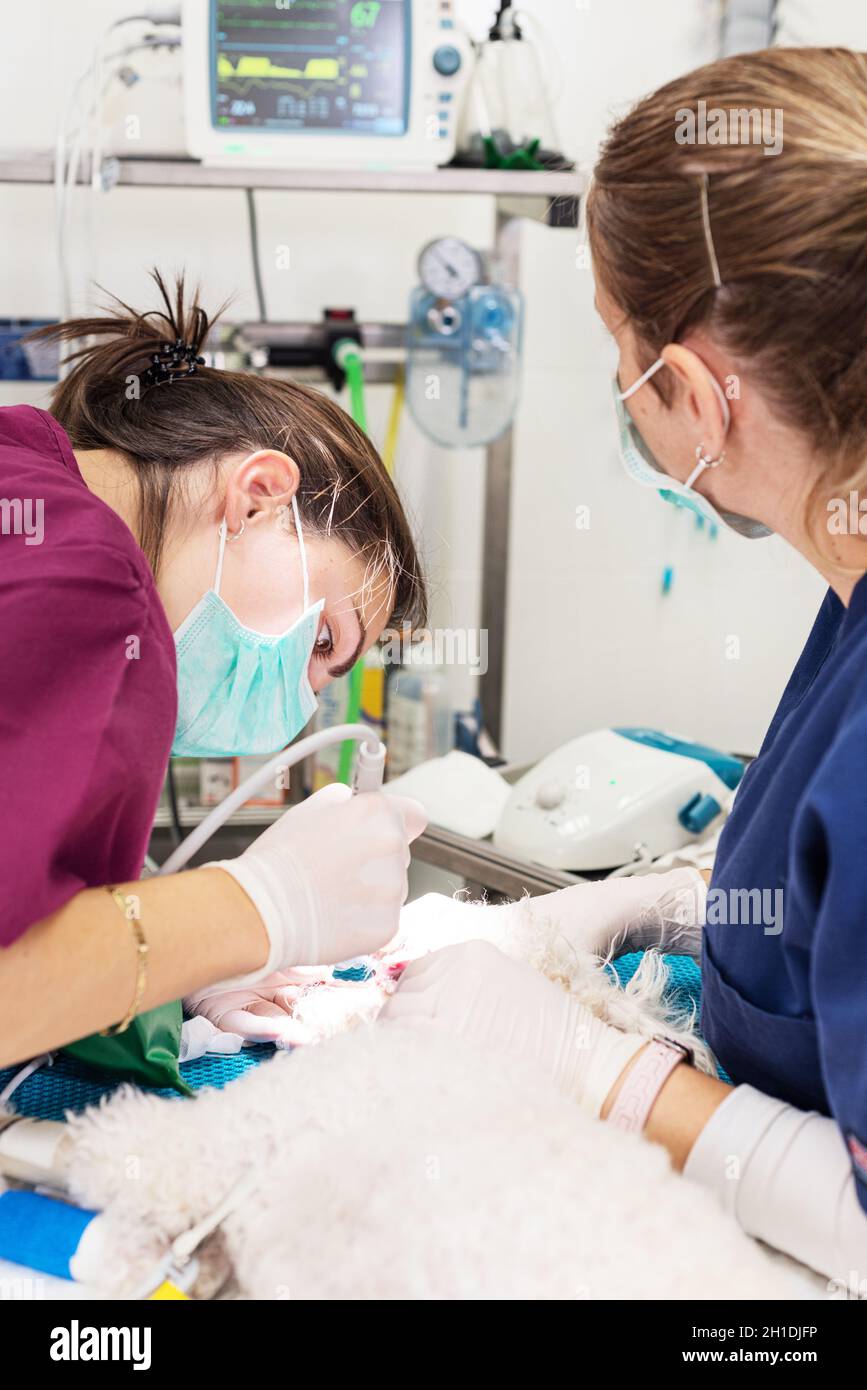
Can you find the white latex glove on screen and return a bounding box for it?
[380,940,645,1116]
[384,868,706,969]
[511,868,707,960]
[185,969,327,1047]
[209,783,427,986]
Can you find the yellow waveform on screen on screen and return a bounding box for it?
[218,54,340,81]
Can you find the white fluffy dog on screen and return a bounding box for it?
[56,894,819,1300]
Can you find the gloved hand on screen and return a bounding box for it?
[209,783,427,985]
[185,968,327,1047]
[516,868,707,960]
[380,940,645,1117]
[383,868,706,969]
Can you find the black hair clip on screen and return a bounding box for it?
[143,338,206,388]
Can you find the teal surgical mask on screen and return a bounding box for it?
[172,495,324,758]
[613,358,771,540]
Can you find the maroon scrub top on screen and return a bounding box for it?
[0,405,177,944]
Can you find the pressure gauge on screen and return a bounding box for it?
[418,237,484,302]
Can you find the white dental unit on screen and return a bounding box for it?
[494,728,745,873]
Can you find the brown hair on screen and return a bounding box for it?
[31,272,426,627]
[587,47,867,536]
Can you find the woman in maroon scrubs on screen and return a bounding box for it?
[0,274,426,1064]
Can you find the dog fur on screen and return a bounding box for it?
[55,896,819,1300]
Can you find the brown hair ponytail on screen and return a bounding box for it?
[30,271,426,628]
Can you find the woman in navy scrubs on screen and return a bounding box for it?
[383,47,867,1282]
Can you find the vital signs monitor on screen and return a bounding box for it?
[183,1,469,170]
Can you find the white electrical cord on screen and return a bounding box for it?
[89,14,182,196]
[512,7,564,109]
[54,9,181,323]
[605,845,655,879]
[158,725,386,877]
[0,1053,55,1107]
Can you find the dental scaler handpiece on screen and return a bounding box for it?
[159,725,387,876]
[352,737,386,792]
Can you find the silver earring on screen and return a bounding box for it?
[227,520,246,541]
[695,443,725,469]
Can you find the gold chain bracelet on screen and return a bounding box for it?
[101,886,149,1036]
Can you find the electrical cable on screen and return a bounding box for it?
[0,1054,55,1108]
[512,7,564,107]
[165,761,184,848]
[55,16,180,324]
[245,188,268,321]
[89,9,181,198]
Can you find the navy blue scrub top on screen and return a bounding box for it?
[703,573,867,1212]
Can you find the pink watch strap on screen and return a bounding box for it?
[606,1037,691,1134]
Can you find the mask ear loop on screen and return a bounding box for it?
[213,518,245,597]
[214,501,312,605]
[619,353,732,492]
[290,494,311,610]
[617,357,666,401]
[213,521,229,597]
[685,373,731,489]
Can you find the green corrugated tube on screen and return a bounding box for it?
[333,338,368,784]
[340,342,369,436]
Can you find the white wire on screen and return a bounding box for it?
[56,59,119,329]
[56,66,95,321]
[157,724,384,877]
[56,29,117,322]
[55,24,180,325]
[605,845,654,879]
[511,7,563,107]
[90,27,106,193]
[0,1053,55,1107]
[91,17,155,194]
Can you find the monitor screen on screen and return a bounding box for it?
[211,1,410,138]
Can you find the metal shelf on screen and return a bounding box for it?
[0,152,583,202]
[412,824,587,899]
